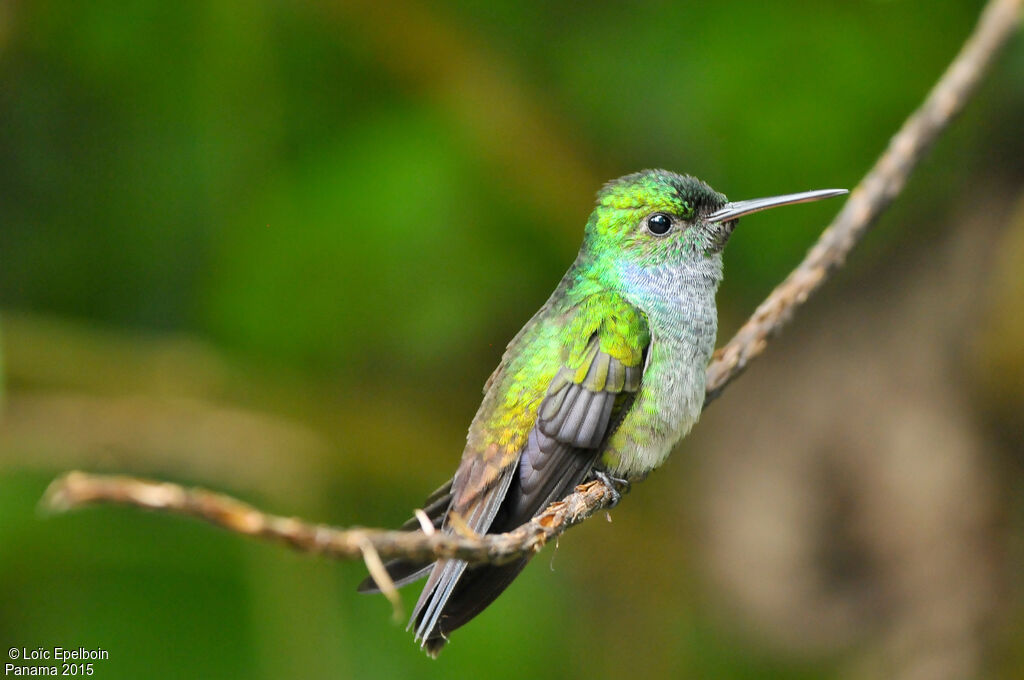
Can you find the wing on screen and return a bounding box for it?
[408,293,650,654]
[508,338,643,524]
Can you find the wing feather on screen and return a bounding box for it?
[382,294,650,654]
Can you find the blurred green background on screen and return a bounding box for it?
[1,1,1023,678]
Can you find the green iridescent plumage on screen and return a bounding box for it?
[358,169,848,656]
[478,291,648,451]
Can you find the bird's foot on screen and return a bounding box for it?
[590,470,631,508]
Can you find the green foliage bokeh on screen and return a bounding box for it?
[0,1,1021,679]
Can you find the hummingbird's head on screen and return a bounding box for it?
[584,170,732,271]
[582,169,847,270]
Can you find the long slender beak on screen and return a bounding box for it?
[706,188,848,223]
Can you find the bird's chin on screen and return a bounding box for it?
[706,219,738,254]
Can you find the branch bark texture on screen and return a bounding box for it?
[43,472,617,564]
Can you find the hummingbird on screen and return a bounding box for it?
[359,169,846,656]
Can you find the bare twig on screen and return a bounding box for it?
[358,537,403,620]
[42,471,618,566]
[39,0,1021,568]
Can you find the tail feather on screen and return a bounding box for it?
[411,558,468,645]
[356,559,434,593]
[421,557,532,654]
[409,458,519,652]
[356,478,455,593]
[371,418,605,654]
[408,443,599,655]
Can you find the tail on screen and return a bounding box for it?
[413,557,532,657]
[355,471,532,654]
[410,435,599,655]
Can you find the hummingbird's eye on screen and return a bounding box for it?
[646,213,672,236]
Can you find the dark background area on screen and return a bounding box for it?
[1,1,1022,678]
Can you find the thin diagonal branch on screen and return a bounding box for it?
[39,0,1022,570]
[704,0,1022,403]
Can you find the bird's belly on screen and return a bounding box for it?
[599,328,712,479]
